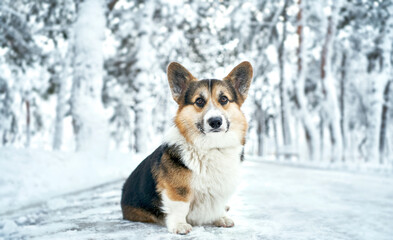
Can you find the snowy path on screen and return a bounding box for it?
[1,161,393,240]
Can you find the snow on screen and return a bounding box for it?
[1,158,392,239]
[0,147,142,215]
[1,1,393,238]
[71,0,108,155]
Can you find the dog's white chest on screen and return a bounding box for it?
[184,147,242,225]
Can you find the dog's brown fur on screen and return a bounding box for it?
[121,61,253,234]
[171,62,252,145]
[154,148,192,202]
[122,206,160,223]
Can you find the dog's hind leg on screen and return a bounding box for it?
[121,205,159,223]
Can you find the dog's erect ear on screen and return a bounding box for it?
[224,61,253,105]
[167,62,197,103]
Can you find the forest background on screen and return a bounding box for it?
[1,0,393,170]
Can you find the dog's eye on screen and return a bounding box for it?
[219,96,229,105]
[195,98,205,108]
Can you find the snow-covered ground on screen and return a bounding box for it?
[0,147,143,215]
[1,159,392,240]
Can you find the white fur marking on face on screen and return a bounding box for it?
[203,106,228,133]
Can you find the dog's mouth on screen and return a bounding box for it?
[210,129,222,133]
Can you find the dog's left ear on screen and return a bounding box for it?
[224,61,253,105]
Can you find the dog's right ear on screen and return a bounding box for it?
[167,62,197,103]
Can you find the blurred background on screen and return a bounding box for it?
[1,0,393,167]
[1,1,393,238]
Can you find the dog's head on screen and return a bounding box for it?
[167,62,253,149]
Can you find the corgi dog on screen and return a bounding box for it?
[121,61,253,234]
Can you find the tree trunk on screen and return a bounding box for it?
[365,11,392,164]
[25,99,30,148]
[133,103,146,153]
[278,0,292,153]
[379,80,392,164]
[295,0,320,161]
[320,1,343,162]
[272,115,279,156]
[53,51,70,150]
[257,117,264,157]
[255,100,264,157]
[53,77,64,150]
[340,51,347,161]
[131,2,155,153]
[377,16,393,164]
[320,116,324,160]
[71,0,108,156]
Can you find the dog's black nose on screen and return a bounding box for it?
[208,117,222,129]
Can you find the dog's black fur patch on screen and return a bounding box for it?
[184,80,209,105]
[121,144,188,219]
[183,79,239,105]
[240,148,245,162]
[121,145,165,219]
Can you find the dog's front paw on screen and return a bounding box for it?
[168,222,192,235]
[214,216,234,228]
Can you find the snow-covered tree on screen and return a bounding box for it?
[1,0,392,169]
[294,0,320,161]
[71,0,108,155]
[320,0,344,162]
